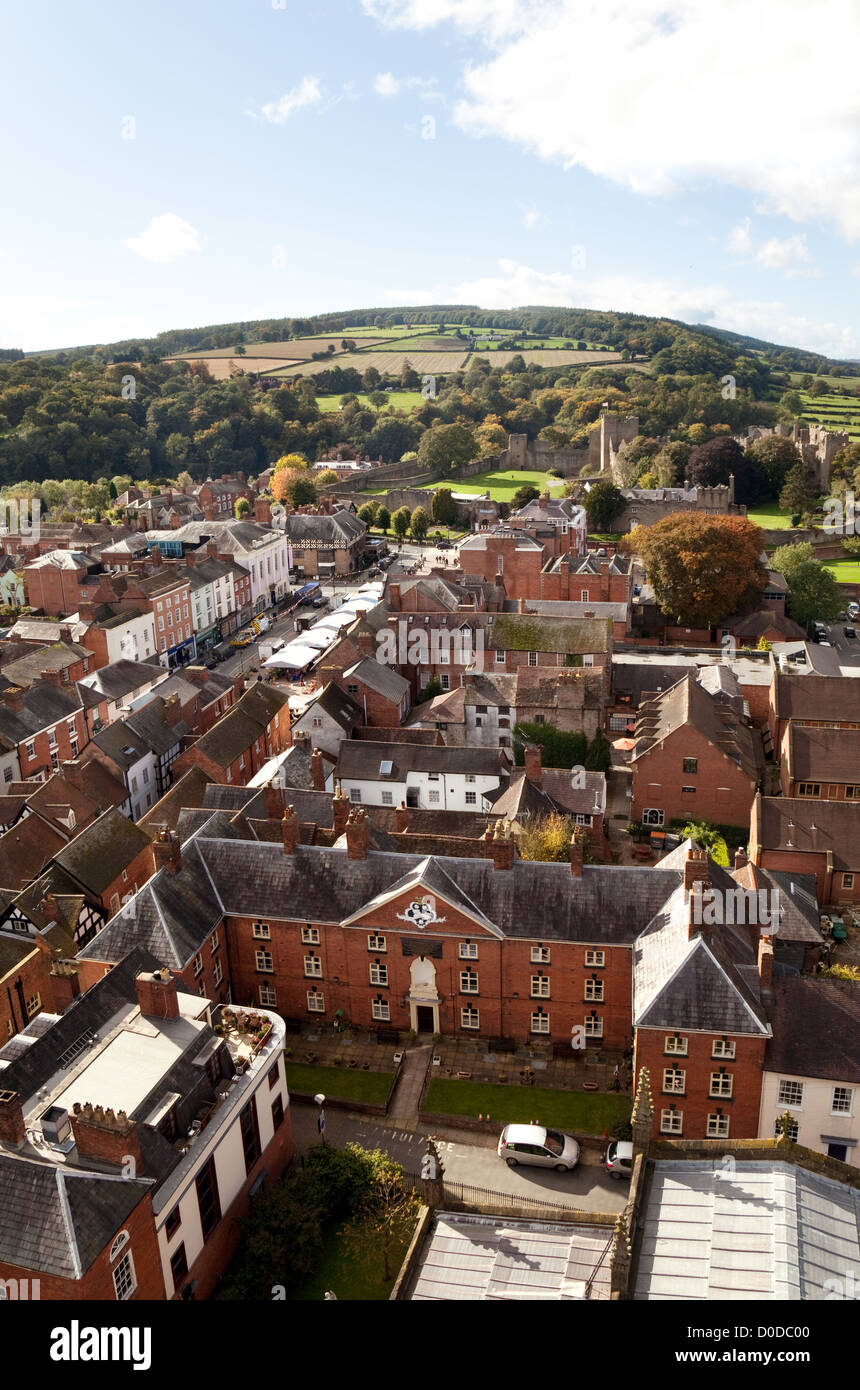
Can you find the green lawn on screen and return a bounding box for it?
[423,1078,631,1134]
[747,504,795,530]
[315,391,425,413]
[293,1217,413,1301]
[823,558,860,583]
[417,468,567,501]
[284,1062,393,1105]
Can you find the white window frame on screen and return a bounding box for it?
[304,955,323,978]
[831,1086,853,1115]
[706,1113,730,1139]
[664,1035,688,1055]
[584,1015,603,1038]
[530,1011,550,1034]
[368,934,386,952]
[259,984,277,1006]
[663,1068,686,1094]
[530,974,550,998]
[712,1039,736,1059]
[777,1079,804,1109]
[660,1109,683,1135]
[301,926,320,944]
[253,921,270,939]
[710,1072,733,1099]
[255,949,273,973]
[307,991,324,1013]
[369,962,388,986]
[530,946,550,964]
[371,998,390,1021]
[459,970,479,994]
[585,950,605,967]
[461,1006,480,1030]
[112,1250,137,1301]
[459,942,479,959]
[584,978,604,1002]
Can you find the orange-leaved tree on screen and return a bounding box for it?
[623,513,768,628]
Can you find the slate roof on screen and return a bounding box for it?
[754,794,860,871]
[765,978,860,1083]
[490,769,606,822]
[771,673,860,723]
[53,809,152,897]
[342,657,410,703]
[79,659,166,702]
[3,642,92,686]
[296,682,363,733]
[182,684,288,768]
[285,511,366,544]
[0,814,66,892]
[137,767,214,834]
[459,527,544,552]
[336,740,506,781]
[79,839,683,967]
[728,610,806,641]
[0,683,85,747]
[785,724,860,783]
[0,1155,153,1279]
[632,879,770,1036]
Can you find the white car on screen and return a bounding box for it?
[498,1123,580,1172]
[848,603,859,620]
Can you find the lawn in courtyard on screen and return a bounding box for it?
[747,504,795,531]
[418,468,567,501]
[423,1078,631,1134]
[293,1218,413,1301]
[284,1062,393,1105]
[315,391,425,413]
[823,558,860,583]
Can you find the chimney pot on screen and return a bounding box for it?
[734,846,748,870]
[345,807,370,860]
[153,828,182,876]
[311,747,326,791]
[570,832,584,878]
[331,785,350,835]
[492,822,515,871]
[136,967,180,1020]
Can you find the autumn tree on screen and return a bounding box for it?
[518,813,577,863]
[625,514,769,627]
[410,505,429,543]
[315,468,339,489]
[234,497,250,519]
[341,1149,419,1283]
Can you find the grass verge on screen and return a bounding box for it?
[284,1062,393,1105]
[423,1078,631,1134]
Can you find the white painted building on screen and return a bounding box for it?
[335,741,508,812]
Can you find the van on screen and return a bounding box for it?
[497,1123,580,1171]
[604,1139,634,1180]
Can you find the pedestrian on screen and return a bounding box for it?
[612,1064,621,1093]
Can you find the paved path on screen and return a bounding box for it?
[386,1044,432,1126]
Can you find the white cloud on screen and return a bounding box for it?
[382,258,860,358]
[365,1,860,240]
[261,76,323,124]
[522,204,540,229]
[123,214,201,264]
[728,222,821,278]
[728,219,754,257]
[374,72,401,96]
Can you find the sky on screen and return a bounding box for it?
[2,0,860,356]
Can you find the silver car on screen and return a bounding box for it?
[498,1123,580,1172]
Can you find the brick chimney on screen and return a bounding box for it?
[49,960,81,1012]
[734,846,748,870]
[77,600,97,621]
[150,545,163,569]
[163,693,182,727]
[254,498,272,525]
[539,491,550,509]
[70,1102,142,1172]
[185,665,208,686]
[758,934,774,992]
[3,687,24,712]
[524,744,542,786]
[683,846,710,893]
[207,541,219,558]
[395,802,410,833]
[0,1090,25,1148]
[281,805,300,854]
[492,820,515,871]
[311,747,326,791]
[153,828,182,876]
[331,785,350,835]
[204,504,217,521]
[39,892,60,924]
[136,966,180,1020]
[387,583,401,611]
[264,780,284,820]
[59,624,73,643]
[688,880,707,940]
[40,668,64,687]
[345,807,370,860]
[185,548,196,566]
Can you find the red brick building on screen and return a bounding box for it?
[630,672,763,831]
[767,672,860,750]
[172,683,291,786]
[0,683,89,781]
[779,724,860,800]
[749,793,860,906]
[22,550,99,615]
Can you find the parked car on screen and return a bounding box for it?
[845,627,857,639]
[849,602,860,620]
[368,566,382,578]
[312,596,327,608]
[437,539,452,550]
[604,1139,634,1180]
[497,1123,580,1172]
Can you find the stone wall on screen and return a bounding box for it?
[736,421,848,493]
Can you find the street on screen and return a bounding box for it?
[289,1103,628,1214]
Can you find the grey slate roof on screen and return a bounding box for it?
[633,879,770,1036]
[0,1155,152,1279]
[79,839,684,967]
[765,977,860,1083]
[53,808,152,896]
[342,657,410,703]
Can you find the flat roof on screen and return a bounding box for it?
[53,1013,203,1117]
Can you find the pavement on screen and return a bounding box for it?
[291,1103,629,1214]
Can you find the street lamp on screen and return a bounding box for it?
[314,1092,326,1142]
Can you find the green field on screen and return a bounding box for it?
[315,391,425,413]
[423,1078,631,1134]
[417,468,567,501]
[823,558,860,584]
[748,504,795,531]
[284,1062,393,1105]
[798,391,860,437]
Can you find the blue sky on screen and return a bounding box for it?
[2,0,859,356]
